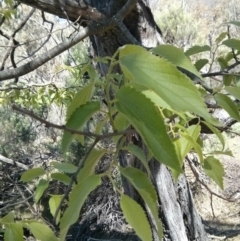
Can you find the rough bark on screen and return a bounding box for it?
[14,0,209,240]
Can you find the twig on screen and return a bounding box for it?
[186,156,235,202]
[12,104,135,139]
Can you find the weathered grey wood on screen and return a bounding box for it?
[0,154,28,170]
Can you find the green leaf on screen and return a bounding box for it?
[152,44,202,79]
[120,167,163,240]
[51,173,71,185]
[62,101,100,153]
[227,21,240,27]
[215,32,228,44]
[77,149,106,183]
[215,93,240,121]
[116,86,182,172]
[222,39,240,51]
[202,121,225,149]
[194,59,209,71]
[28,222,58,241]
[35,179,49,203]
[185,45,211,56]
[20,168,45,182]
[175,124,201,161]
[119,45,219,126]
[114,112,130,132]
[218,57,228,69]
[4,223,23,241]
[51,162,77,173]
[1,212,14,223]
[66,83,95,120]
[60,175,101,241]
[49,195,62,224]
[223,75,234,86]
[225,86,240,101]
[123,143,151,176]
[120,194,152,241]
[203,156,224,189]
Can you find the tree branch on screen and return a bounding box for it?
[12,104,135,139]
[0,0,138,81]
[0,154,29,170]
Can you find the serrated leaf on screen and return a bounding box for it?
[152,44,202,79]
[77,149,106,183]
[60,175,101,241]
[51,162,77,173]
[225,86,240,100]
[215,93,240,121]
[20,168,45,182]
[185,45,211,56]
[4,223,23,241]
[120,167,163,239]
[203,156,224,189]
[35,179,49,203]
[28,222,58,241]
[119,45,219,126]
[123,144,150,176]
[194,59,209,71]
[1,212,14,223]
[51,173,71,185]
[120,194,152,241]
[215,32,228,44]
[202,121,225,149]
[227,21,240,27]
[62,101,100,153]
[49,195,62,224]
[116,86,182,172]
[222,39,240,51]
[66,83,95,120]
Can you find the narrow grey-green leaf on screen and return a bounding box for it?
[218,57,228,69]
[51,173,71,185]
[194,59,209,71]
[62,101,100,153]
[185,45,211,56]
[120,167,163,239]
[225,86,240,101]
[227,21,240,27]
[215,93,240,121]
[119,45,219,126]
[120,194,152,241]
[203,156,224,189]
[152,44,202,79]
[202,121,225,149]
[66,83,95,120]
[60,175,101,241]
[28,222,58,241]
[215,32,228,44]
[116,86,182,172]
[51,162,77,173]
[35,179,49,203]
[4,223,23,241]
[123,144,150,176]
[222,39,240,51]
[21,168,45,182]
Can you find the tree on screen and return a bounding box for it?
[1,1,240,240]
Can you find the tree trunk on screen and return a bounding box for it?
[16,0,209,240]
